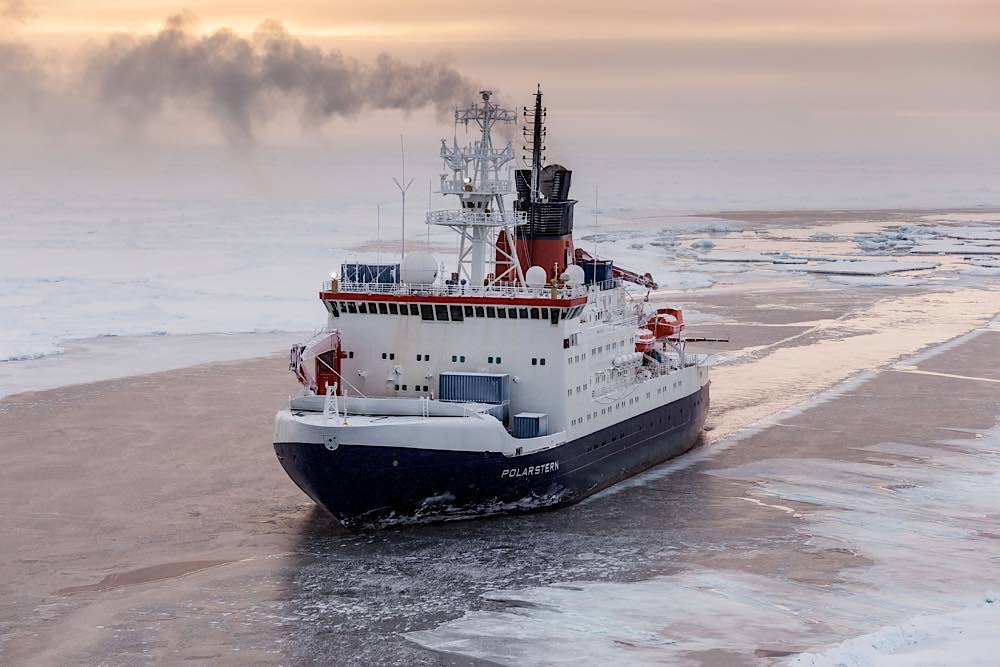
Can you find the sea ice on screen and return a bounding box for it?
[911,240,1000,255]
[795,260,937,276]
[787,597,1000,667]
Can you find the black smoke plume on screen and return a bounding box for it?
[2,12,478,146]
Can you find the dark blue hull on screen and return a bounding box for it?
[274,383,709,529]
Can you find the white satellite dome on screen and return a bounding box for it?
[524,265,547,287]
[560,264,586,286]
[401,252,438,285]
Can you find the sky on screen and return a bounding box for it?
[1,1,999,206]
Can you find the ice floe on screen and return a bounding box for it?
[786,596,1000,667]
[911,240,1000,255]
[798,260,937,276]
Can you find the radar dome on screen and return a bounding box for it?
[525,266,547,287]
[560,264,586,286]
[401,252,438,285]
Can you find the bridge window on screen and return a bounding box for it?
[464,305,474,317]
[368,303,378,313]
[388,303,398,315]
[519,308,529,319]
[408,304,419,315]
[450,305,464,321]
[475,306,485,317]
[377,303,388,314]
[508,308,518,319]
[497,308,507,319]
[486,306,496,317]
[346,302,357,313]
[357,303,367,314]
[435,304,450,321]
[421,304,434,320]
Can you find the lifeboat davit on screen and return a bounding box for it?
[635,328,656,353]
[646,307,684,339]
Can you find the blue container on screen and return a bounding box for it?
[438,373,509,405]
[578,260,613,285]
[513,412,548,439]
[341,263,400,284]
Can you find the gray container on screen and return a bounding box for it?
[438,373,509,405]
[512,412,548,439]
[341,263,400,284]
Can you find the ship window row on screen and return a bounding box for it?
[393,384,431,392]
[593,340,628,355]
[326,301,584,323]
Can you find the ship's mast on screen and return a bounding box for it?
[528,85,545,203]
[428,90,526,286]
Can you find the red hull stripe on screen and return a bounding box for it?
[319,291,587,308]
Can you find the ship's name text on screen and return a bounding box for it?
[501,462,559,478]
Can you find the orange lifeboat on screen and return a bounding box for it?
[635,328,656,353]
[646,307,684,339]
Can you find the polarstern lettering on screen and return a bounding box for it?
[501,461,560,478]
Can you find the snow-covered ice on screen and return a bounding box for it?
[787,596,1000,667]
[911,240,1000,255]
[796,260,937,276]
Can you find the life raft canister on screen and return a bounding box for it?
[646,307,684,338]
[635,328,656,353]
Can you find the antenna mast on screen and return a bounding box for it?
[429,90,525,286]
[392,134,414,263]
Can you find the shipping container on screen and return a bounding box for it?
[578,260,613,285]
[512,412,548,439]
[438,372,509,405]
[341,263,400,284]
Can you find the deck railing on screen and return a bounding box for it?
[323,279,626,299]
[425,209,528,227]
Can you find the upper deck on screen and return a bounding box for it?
[319,279,618,308]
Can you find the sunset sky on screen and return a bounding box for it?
[2,1,998,204]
